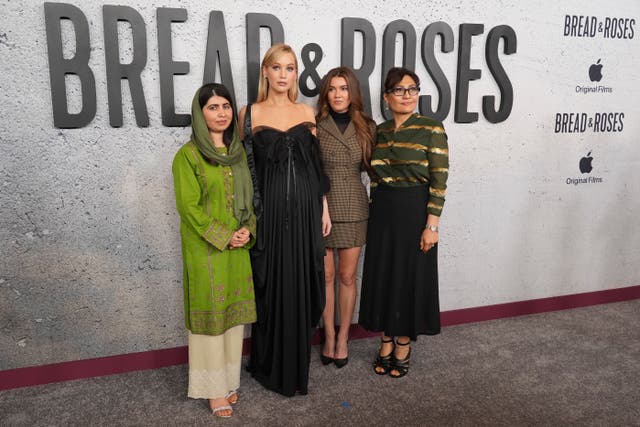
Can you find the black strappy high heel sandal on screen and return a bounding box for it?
[373,337,395,375]
[389,339,411,378]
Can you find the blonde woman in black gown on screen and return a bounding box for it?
[239,43,331,396]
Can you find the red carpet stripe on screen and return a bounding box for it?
[1,285,638,391]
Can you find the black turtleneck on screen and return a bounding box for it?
[329,109,351,134]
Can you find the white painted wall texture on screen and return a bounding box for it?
[1,0,639,370]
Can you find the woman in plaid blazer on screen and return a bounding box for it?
[316,67,376,368]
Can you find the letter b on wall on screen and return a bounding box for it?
[44,2,96,128]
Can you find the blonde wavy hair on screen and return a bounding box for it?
[256,43,299,103]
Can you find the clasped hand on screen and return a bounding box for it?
[229,227,250,249]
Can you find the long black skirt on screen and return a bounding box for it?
[359,184,441,340]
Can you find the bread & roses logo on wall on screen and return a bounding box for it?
[43,2,518,129]
[563,15,635,39]
[554,112,624,133]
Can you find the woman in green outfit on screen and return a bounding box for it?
[172,83,257,418]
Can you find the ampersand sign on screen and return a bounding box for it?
[299,43,323,97]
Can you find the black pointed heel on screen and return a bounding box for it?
[334,357,348,368]
[320,354,334,365]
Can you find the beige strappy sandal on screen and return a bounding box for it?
[225,390,239,405]
[211,404,233,418]
[210,397,233,418]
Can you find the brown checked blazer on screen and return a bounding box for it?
[317,115,376,223]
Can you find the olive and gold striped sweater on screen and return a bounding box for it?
[371,113,449,216]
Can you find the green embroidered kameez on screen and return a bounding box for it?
[173,143,257,336]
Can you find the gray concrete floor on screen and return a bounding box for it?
[1,300,639,426]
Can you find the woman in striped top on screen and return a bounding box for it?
[359,67,449,378]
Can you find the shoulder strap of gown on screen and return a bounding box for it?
[242,104,262,219]
[243,103,253,139]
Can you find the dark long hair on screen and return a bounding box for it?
[383,67,420,92]
[316,67,375,171]
[198,83,236,148]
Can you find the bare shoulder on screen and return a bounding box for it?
[298,103,316,123]
[296,104,316,135]
[299,103,315,118]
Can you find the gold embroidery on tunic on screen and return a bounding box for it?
[187,145,218,307]
[190,300,257,333]
[222,165,234,215]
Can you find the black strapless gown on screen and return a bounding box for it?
[247,122,327,397]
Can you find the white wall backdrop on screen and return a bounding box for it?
[1,0,639,370]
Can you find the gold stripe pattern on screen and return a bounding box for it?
[430,167,449,173]
[377,125,394,134]
[371,159,430,167]
[402,124,446,133]
[428,147,449,155]
[378,124,445,134]
[376,142,429,151]
[380,176,425,183]
[429,187,446,198]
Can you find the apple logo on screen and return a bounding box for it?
[579,151,593,174]
[589,59,603,82]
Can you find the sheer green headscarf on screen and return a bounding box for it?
[190,88,254,229]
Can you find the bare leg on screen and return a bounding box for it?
[390,335,411,377]
[335,246,362,360]
[322,248,336,358]
[374,333,395,374]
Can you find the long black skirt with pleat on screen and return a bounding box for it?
[359,184,441,340]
